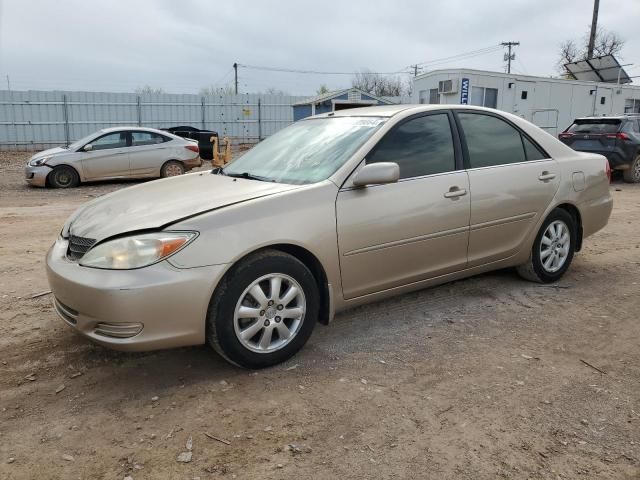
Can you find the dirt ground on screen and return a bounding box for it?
[0,151,639,480]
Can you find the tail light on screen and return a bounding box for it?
[558,132,573,139]
[605,132,630,141]
[605,159,611,183]
[185,144,199,153]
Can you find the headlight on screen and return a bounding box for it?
[79,232,197,269]
[29,157,50,167]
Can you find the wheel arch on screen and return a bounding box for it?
[214,243,332,326]
[555,202,583,252]
[160,159,185,176]
[162,158,185,167]
[46,163,81,186]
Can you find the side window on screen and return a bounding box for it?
[621,121,640,134]
[131,131,167,146]
[458,113,527,168]
[90,132,128,151]
[367,113,456,179]
[522,136,546,160]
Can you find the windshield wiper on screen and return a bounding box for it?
[224,171,274,182]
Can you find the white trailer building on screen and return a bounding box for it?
[413,68,640,135]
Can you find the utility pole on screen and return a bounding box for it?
[501,41,520,74]
[410,64,423,77]
[6,75,10,91]
[233,62,238,95]
[587,0,600,59]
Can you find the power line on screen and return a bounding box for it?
[237,45,505,82]
[238,64,406,75]
[414,45,503,67]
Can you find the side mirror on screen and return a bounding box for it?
[83,144,93,152]
[352,162,400,187]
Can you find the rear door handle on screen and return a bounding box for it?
[538,171,556,181]
[444,186,467,199]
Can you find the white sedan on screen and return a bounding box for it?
[25,127,202,188]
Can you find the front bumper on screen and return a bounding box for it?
[46,238,228,351]
[24,164,51,187]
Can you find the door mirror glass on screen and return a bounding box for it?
[83,144,93,152]
[352,162,399,187]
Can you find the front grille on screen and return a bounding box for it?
[67,235,96,260]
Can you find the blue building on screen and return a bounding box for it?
[292,87,394,121]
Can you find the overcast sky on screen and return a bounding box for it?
[0,0,638,95]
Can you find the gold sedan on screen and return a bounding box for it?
[46,105,613,368]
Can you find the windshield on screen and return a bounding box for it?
[67,131,105,150]
[223,117,385,184]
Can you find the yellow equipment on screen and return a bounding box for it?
[211,136,232,167]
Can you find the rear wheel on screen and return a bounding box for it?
[623,154,640,183]
[48,165,79,188]
[160,160,185,178]
[517,208,576,283]
[206,250,319,369]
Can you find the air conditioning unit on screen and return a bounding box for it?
[438,79,458,94]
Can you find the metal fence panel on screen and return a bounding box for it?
[0,90,410,151]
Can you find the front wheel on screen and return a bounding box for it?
[206,250,319,369]
[48,165,80,188]
[623,154,640,183]
[517,208,576,283]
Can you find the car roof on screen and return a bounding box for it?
[572,116,636,121]
[311,104,525,119]
[97,126,172,134]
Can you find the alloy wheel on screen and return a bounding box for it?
[539,220,570,273]
[233,273,306,353]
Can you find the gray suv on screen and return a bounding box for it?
[559,115,640,183]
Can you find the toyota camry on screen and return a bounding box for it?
[46,105,612,368]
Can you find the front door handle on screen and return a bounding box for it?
[538,171,556,181]
[444,186,467,199]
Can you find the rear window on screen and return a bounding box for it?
[567,119,621,134]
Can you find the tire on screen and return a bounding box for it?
[517,208,576,283]
[206,250,319,369]
[160,160,185,178]
[623,154,640,183]
[48,165,80,188]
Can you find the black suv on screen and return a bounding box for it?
[559,115,640,183]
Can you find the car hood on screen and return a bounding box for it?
[30,147,68,161]
[65,172,302,241]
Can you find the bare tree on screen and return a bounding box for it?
[352,70,379,95]
[316,84,330,95]
[199,84,235,96]
[557,27,625,76]
[262,87,290,95]
[592,28,624,57]
[351,69,409,97]
[135,85,164,95]
[404,77,413,97]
